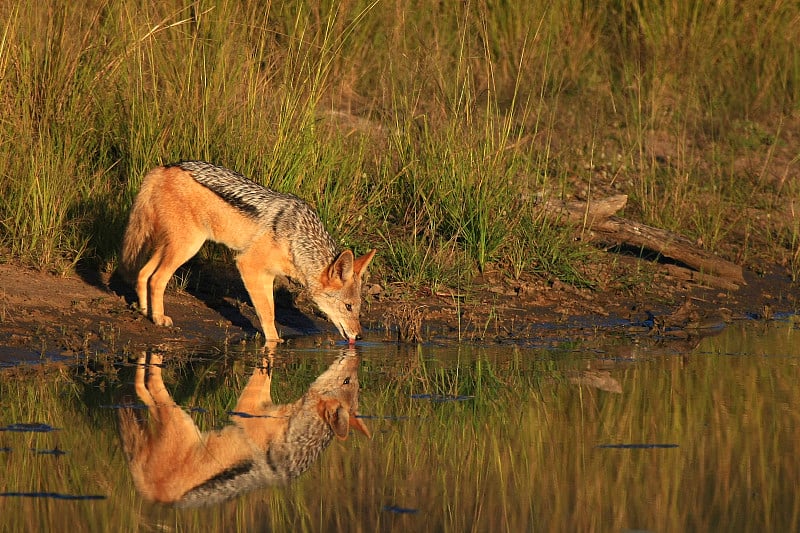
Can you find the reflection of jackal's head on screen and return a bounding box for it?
[314,249,376,342]
[305,353,369,440]
[118,352,369,508]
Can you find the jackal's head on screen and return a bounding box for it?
[311,354,370,439]
[315,249,376,343]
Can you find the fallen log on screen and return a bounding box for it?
[662,264,741,291]
[542,194,745,287]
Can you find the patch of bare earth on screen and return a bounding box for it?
[0,249,796,362]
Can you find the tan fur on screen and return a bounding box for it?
[118,351,369,507]
[121,164,376,342]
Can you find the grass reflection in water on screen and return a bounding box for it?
[0,321,798,531]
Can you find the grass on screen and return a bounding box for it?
[0,1,798,288]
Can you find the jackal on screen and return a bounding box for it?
[120,161,376,342]
[118,351,370,507]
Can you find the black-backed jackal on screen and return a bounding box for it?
[121,161,376,343]
[118,352,370,507]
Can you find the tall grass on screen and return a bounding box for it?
[0,1,797,283]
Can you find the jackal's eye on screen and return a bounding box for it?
[345,303,353,312]
[343,377,351,385]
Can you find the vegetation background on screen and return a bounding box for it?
[1,0,798,292]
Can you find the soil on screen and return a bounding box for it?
[1,250,797,362]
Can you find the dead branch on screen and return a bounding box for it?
[542,194,745,287]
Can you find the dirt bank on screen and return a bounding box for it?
[1,250,797,362]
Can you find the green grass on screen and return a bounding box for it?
[0,0,798,285]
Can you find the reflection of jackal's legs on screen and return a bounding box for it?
[233,356,273,414]
[231,354,294,449]
[133,353,171,406]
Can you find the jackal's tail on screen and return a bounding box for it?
[119,186,156,280]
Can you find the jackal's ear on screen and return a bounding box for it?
[353,249,376,277]
[349,411,371,439]
[317,398,350,440]
[323,250,354,286]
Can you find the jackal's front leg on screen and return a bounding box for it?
[236,255,281,342]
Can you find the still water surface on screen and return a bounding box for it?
[1,320,798,531]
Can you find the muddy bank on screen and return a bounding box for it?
[0,255,797,361]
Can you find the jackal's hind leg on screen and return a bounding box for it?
[146,237,205,327]
[135,247,163,318]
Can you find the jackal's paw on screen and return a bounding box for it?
[151,314,174,327]
[263,337,284,348]
[262,327,283,345]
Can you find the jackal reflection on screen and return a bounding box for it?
[118,351,369,507]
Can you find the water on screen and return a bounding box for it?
[1,320,798,531]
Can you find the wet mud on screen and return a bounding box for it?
[0,256,797,361]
